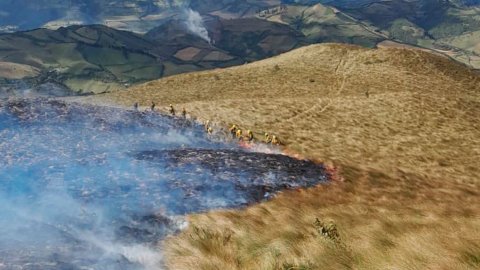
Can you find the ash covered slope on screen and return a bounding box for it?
[0,98,330,270]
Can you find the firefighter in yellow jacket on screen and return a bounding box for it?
[264,133,272,144]
[236,129,243,141]
[272,135,281,146]
[204,120,210,132]
[229,125,237,139]
[246,130,254,142]
[181,106,187,119]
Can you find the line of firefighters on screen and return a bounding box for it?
[134,102,186,119]
[134,102,281,146]
[205,121,281,146]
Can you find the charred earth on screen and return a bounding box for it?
[0,98,330,270]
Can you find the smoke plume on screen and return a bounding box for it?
[184,9,211,43]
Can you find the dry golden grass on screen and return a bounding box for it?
[79,43,480,269]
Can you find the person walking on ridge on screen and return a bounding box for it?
[264,133,272,144]
[169,104,175,116]
[150,101,155,112]
[236,129,243,141]
[182,106,187,119]
[246,130,254,143]
[205,120,211,132]
[272,135,281,146]
[229,125,237,139]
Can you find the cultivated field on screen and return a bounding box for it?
[80,43,480,269]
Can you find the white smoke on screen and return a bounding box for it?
[184,9,211,43]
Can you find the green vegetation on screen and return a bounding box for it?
[389,19,423,45]
[4,0,480,94]
[0,24,244,93]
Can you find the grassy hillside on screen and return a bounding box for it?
[81,43,480,269]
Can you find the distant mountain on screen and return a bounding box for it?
[0,19,315,94]
[333,0,480,68]
[0,24,244,94]
[3,0,480,94]
[253,0,480,69]
[205,17,309,60]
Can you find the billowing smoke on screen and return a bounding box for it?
[184,9,211,43]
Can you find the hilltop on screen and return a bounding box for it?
[82,43,480,269]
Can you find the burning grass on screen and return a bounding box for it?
[79,43,480,269]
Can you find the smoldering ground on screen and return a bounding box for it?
[0,99,329,269]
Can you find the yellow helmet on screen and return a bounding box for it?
[248,130,252,134]
[232,124,236,128]
[265,133,269,137]
[272,135,276,139]
[170,104,173,106]
[207,120,210,124]
[208,127,213,132]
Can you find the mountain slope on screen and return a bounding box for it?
[256,3,385,47]
[80,43,480,269]
[337,0,480,68]
[4,0,480,69]
[0,18,317,94]
[146,17,309,61]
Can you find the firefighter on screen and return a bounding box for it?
[205,120,210,132]
[246,130,254,142]
[272,135,280,146]
[207,127,213,134]
[169,104,175,116]
[264,133,272,144]
[181,106,187,119]
[229,125,237,139]
[150,101,155,112]
[236,129,243,141]
[133,102,138,111]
